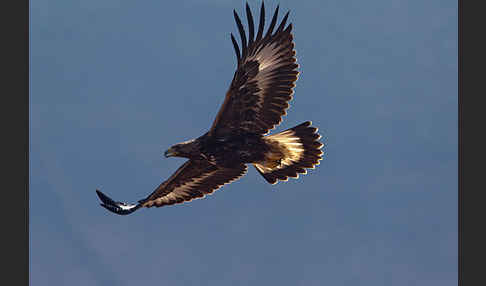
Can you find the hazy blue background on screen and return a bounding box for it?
[30,0,457,285]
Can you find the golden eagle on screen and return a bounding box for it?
[96,2,324,215]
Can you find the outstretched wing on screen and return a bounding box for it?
[96,160,247,215]
[141,160,247,208]
[209,2,299,136]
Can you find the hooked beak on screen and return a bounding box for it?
[164,147,176,158]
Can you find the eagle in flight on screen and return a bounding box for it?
[96,2,324,215]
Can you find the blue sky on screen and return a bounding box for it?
[30,0,457,285]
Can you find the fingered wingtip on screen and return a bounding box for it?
[96,189,142,216]
[96,189,116,206]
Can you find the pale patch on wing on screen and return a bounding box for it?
[254,41,290,71]
[152,171,217,205]
[118,203,138,211]
[180,139,196,144]
[141,162,248,208]
[242,42,295,111]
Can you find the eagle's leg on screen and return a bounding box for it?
[260,151,284,169]
[264,159,281,169]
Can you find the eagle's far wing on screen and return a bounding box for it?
[209,3,298,136]
[96,160,247,215]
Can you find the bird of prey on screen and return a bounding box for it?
[96,2,324,215]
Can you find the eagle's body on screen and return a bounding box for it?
[96,2,324,215]
[171,131,267,168]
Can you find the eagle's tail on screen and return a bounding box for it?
[254,121,324,184]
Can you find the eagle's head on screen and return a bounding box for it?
[164,139,199,158]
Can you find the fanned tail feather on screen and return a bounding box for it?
[254,121,323,184]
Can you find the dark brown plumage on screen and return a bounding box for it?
[96,2,323,215]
